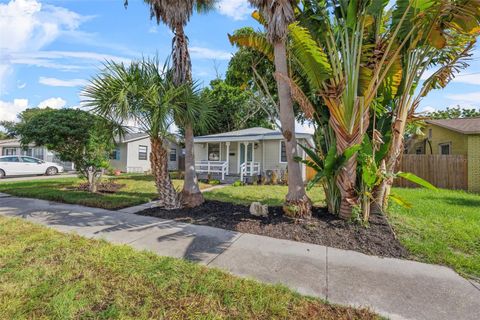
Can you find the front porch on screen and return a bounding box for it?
[194,141,262,181]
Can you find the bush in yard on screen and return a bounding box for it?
[17,108,114,193]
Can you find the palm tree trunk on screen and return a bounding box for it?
[373,113,407,213]
[150,137,180,209]
[273,42,312,219]
[171,23,204,208]
[181,124,204,207]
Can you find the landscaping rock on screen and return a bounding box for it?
[249,202,269,217]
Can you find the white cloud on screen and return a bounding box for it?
[0,98,29,121]
[446,91,480,104]
[39,76,87,87]
[418,106,436,113]
[190,46,232,60]
[148,25,158,34]
[17,81,26,89]
[452,73,480,86]
[217,0,251,21]
[0,0,85,92]
[37,97,66,109]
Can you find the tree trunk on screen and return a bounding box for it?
[181,124,204,207]
[150,137,180,209]
[273,42,312,219]
[336,151,358,219]
[86,168,98,193]
[378,114,407,212]
[333,107,369,220]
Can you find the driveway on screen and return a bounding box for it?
[0,194,478,320]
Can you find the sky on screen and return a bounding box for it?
[1,0,480,128]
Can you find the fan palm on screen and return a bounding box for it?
[83,58,199,209]
[248,0,312,218]
[124,0,217,207]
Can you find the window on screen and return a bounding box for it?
[138,145,148,160]
[21,156,41,164]
[415,147,423,154]
[2,148,17,156]
[208,143,220,161]
[110,147,120,160]
[440,143,450,155]
[169,148,177,162]
[280,141,287,163]
[428,129,432,140]
[0,156,19,162]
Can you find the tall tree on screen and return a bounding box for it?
[428,106,480,119]
[0,107,55,138]
[125,0,216,208]
[83,59,201,208]
[248,0,312,218]
[17,109,113,193]
[197,79,275,135]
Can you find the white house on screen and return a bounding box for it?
[0,133,181,174]
[193,127,313,181]
[0,139,75,171]
[110,133,180,173]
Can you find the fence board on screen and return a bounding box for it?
[394,155,468,190]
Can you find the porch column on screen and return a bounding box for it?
[225,142,230,175]
[251,142,255,174]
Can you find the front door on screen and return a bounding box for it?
[239,143,253,168]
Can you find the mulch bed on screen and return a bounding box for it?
[69,182,126,194]
[137,200,408,258]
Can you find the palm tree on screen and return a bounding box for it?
[124,0,216,208]
[248,0,312,218]
[83,59,194,209]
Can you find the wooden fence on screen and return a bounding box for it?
[393,154,468,190]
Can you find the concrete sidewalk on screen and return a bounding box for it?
[0,173,77,182]
[0,194,478,320]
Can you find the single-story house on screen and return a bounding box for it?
[0,139,75,171]
[110,133,180,173]
[406,118,480,192]
[193,127,313,182]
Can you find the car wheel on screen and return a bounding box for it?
[0,169,5,179]
[46,167,58,176]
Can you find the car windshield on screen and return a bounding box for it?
[21,157,41,163]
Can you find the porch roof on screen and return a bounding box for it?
[194,127,313,143]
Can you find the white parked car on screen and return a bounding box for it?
[0,156,64,178]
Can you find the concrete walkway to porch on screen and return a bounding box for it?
[0,194,478,320]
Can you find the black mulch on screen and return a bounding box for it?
[137,200,408,258]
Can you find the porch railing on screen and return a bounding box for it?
[240,162,260,181]
[195,161,228,180]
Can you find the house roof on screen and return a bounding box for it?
[426,118,480,135]
[117,132,150,143]
[194,127,313,143]
[0,139,35,147]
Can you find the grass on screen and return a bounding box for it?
[388,188,480,279]
[204,184,326,206]
[0,216,377,319]
[0,174,209,210]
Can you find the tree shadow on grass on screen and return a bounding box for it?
[428,195,480,209]
[0,202,237,264]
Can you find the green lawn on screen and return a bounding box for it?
[388,188,480,279]
[204,185,326,206]
[0,216,376,320]
[0,174,209,210]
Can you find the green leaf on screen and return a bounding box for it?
[389,192,413,208]
[397,172,438,190]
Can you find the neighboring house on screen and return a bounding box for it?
[110,133,180,173]
[0,139,75,171]
[193,127,313,182]
[406,118,480,192]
